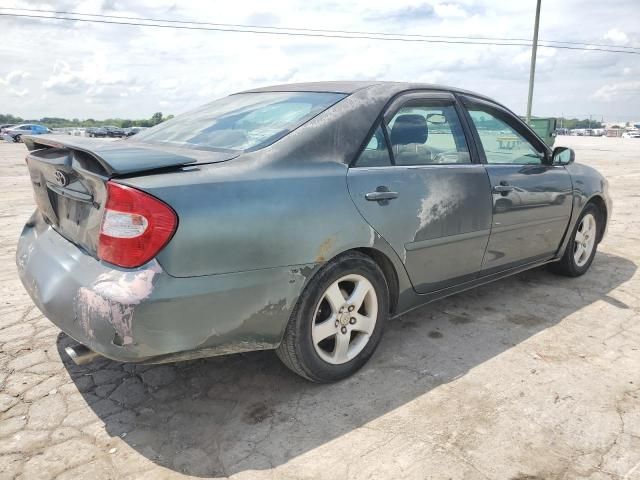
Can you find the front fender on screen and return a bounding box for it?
[557,162,611,258]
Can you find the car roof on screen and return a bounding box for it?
[239,80,487,98]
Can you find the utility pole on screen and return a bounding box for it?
[525,0,542,124]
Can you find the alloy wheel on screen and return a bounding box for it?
[311,274,378,365]
[574,213,597,267]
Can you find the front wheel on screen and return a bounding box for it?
[550,203,601,277]
[277,251,389,382]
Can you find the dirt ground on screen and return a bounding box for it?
[0,136,639,480]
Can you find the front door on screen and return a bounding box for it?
[347,93,493,293]
[461,96,573,273]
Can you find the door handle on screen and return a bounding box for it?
[492,185,514,194]
[365,189,399,202]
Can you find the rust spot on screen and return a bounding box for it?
[316,236,335,262]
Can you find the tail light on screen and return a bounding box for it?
[98,181,177,268]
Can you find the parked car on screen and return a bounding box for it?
[17,81,611,382]
[4,124,49,142]
[1,124,16,141]
[103,126,125,138]
[123,126,147,137]
[86,127,107,138]
[621,130,640,138]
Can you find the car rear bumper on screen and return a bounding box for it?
[17,211,311,363]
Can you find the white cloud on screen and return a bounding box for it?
[603,28,628,44]
[0,70,30,86]
[591,81,640,102]
[9,88,29,98]
[43,61,89,95]
[1,0,639,120]
[433,3,468,18]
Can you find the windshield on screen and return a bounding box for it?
[134,91,346,152]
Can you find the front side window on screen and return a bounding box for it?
[386,102,470,165]
[467,106,544,165]
[133,91,346,152]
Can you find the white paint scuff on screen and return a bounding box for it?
[74,262,161,345]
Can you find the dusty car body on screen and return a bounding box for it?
[17,81,611,381]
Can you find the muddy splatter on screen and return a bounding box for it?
[428,331,443,339]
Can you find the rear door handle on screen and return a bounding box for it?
[365,190,399,201]
[492,185,514,194]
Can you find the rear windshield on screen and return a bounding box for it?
[133,91,346,152]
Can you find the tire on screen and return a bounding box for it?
[276,251,389,383]
[494,198,512,213]
[14,135,21,143]
[549,202,601,277]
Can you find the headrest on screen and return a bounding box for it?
[390,114,428,145]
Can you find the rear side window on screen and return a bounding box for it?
[356,124,392,167]
[133,91,346,152]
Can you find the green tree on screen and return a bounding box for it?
[151,112,163,126]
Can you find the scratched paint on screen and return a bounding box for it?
[416,179,465,232]
[74,262,161,345]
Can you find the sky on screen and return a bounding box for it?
[0,0,639,122]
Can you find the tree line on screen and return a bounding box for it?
[0,112,174,128]
[555,118,604,129]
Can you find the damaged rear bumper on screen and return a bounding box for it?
[17,211,312,363]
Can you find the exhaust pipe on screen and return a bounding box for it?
[65,344,101,365]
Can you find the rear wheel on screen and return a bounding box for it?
[276,251,388,382]
[550,203,601,277]
[14,135,22,143]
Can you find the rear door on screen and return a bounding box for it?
[460,96,573,273]
[347,92,493,293]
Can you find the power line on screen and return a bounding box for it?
[3,6,640,52]
[1,11,639,55]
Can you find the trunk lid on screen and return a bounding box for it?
[23,134,238,175]
[23,135,238,256]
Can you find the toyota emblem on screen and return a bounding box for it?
[54,170,68,187]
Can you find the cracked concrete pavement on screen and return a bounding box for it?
[0,136,639,479]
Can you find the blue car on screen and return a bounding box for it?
[6,124,50,142]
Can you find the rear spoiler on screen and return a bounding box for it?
[23,135,238,176]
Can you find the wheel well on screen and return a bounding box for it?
[353,247,399,315]
[586,195,607,242]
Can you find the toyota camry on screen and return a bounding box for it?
[17,81,610,382]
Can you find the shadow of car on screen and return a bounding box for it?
[57,251,636,476]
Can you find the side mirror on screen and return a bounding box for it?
[552,146,575,165]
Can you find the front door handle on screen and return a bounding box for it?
[492,185,514,194]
